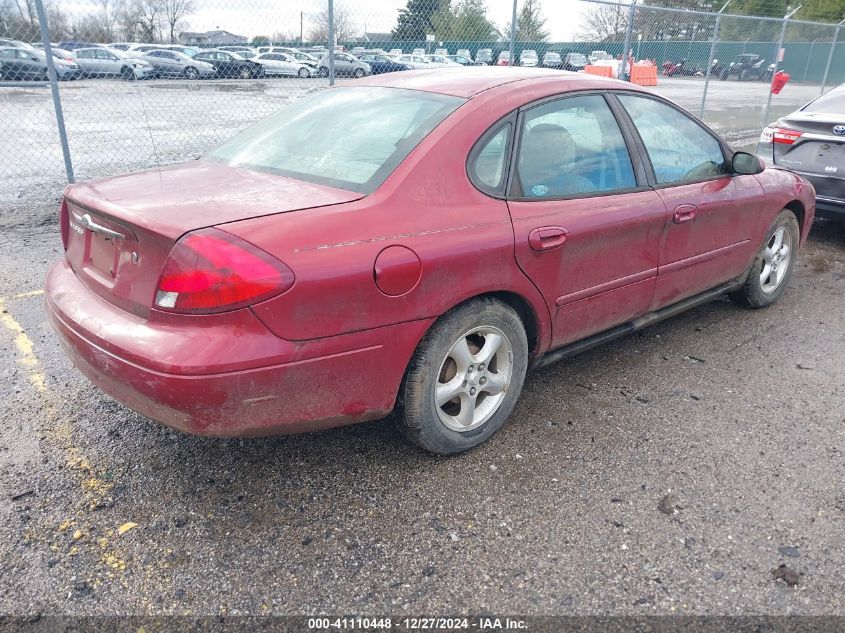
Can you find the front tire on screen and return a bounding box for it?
[397,297,528,455]
[730,209,799,308]
[120,66,135,80]
[183,66,199,80]
[298,66,309,78]
[354,67,365,78]
[719,68,729,80]
[318,65,328,77]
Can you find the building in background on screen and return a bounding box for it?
[178,30,248,46]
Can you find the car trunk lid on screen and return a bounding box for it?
[63,160,363,317]
[774,112,845,178]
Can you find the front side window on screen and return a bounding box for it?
[515,94,637,198]
[618,95,727,184]
[209,87,464,194]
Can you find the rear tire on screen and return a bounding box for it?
[238,65,252,79]
[396,297,528,455]
[740,68,750,81]
[318,66,328,77]
[719,68,729,80]
[298,66,309,78]
[354,67,365,78]
[730,209,799,309]
[120,66,135,80]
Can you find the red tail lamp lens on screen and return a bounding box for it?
[60,198,70,250]
[772,128,803,145]
[154,228,294,314]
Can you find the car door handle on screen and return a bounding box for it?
[673,204,698,224]
[528,226,568,251]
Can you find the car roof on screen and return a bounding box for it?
[354,66,627,98]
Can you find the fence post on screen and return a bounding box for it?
[762,5,801,127]
[820,19,843,94]
[327,0,335,86]
[700,2,730,119]
[33,0,74,184]
[509,0,517,67]
[802,39,815,82]
[621,1,637,81]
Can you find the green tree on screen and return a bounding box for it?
[392,0,444,40]
[251,35,270,45]
[448,0,499,40]
[504,0,549,42]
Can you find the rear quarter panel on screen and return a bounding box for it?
[222,81,592,353]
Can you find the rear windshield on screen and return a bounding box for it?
[802,87,845,113]
[209,87,463,194]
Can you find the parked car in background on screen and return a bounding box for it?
[192,49,264,78]
[254,52,313,77]
[3,46,82,80]
[519,49,538,67]
[57,41,101,51]
[167,45,200,57]
[719,54,773,81]
[541,51,562,69]
[218,45,257,55]
[287,50,319,68]
[412,47,426,56]
[141,49,215,79]
[563,52,587,71]
[74,47,154,79]
[46,69,814,454]
[759,84,845,219]
[426,54,460,67]
[0,47,48,79]
[589,50,611,63]
[0,38,36,50]
[389,48,403,56]
[317,51,371,78]
[434,48,449,56]
[358,52,412,74]
[446,54,475,66]
[496,51,510,66]
[476,48,493,65]
[456,48,472,60]
[394,54,432,69]
[108,42,132,50]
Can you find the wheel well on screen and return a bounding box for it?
[481,291,540,355]
[784,200,805,238]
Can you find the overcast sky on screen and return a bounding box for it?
[179,0,588,41]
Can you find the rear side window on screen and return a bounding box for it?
[515,94,637,198]
[469,124,512,195]
[802,87,845,113]
[618,95,727,184]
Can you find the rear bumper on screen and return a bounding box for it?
[793,172,845,219]
[45,261,432,437]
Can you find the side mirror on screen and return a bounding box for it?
[732,151,764,175]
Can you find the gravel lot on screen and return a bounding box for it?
[1,71,844,618]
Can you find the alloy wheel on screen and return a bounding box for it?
[760,226,792,294]
[434,326,513,432]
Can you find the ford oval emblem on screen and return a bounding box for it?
[833,125,845,135]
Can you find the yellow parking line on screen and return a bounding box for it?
[11,289,44,300]
[0,298,47,393]
[0,298,127,580]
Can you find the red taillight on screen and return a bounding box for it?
[153,228,294,314]
[772,128,803,145]
[60,199,69,249]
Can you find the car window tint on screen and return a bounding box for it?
[802,87,845,113]
[516,94,636,198]
[619,95,727,184]
[0,49,13,58]
[470,124,511,193]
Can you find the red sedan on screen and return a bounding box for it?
[45,68,815,454]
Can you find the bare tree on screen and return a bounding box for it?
[307,4,357,43]
[115,0,143,41]
[137,0,163,42]
[576,2,628,41]
[161,0,194,43]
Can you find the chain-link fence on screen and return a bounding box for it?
[1,0,844,213]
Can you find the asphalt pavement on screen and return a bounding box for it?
[1,205,844,615]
